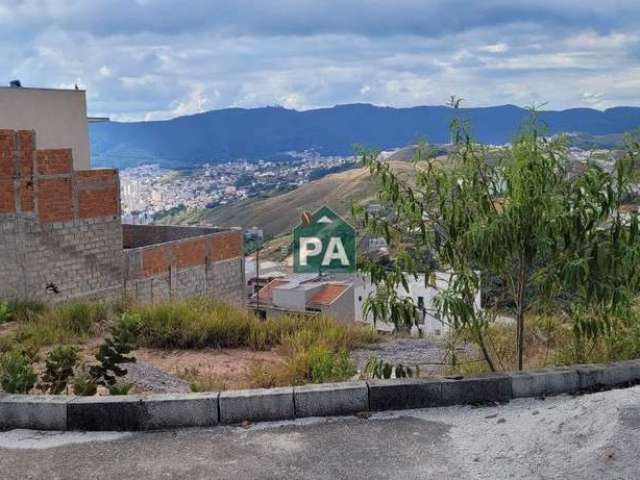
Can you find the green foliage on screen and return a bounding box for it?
[0,299,46,324]
[358,103,640,371]
[108,383,134,395]
[308,348,355,383]
[73,369,98,396]
[39,345,80,394]
[0,302,10,324]
[14,301,105,350]
[131,298,378,352]
[0,350,37,393]
[90,313,141,387]
[364,355,419,379]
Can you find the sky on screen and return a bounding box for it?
[1,0,640,121]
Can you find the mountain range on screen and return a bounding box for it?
[89,103,640,168]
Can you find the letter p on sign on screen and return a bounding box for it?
[299,237,322,266]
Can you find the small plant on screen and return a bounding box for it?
[0,302,10,324]
[308,348,356,384]
[0,350,37,393]
[364,356,419,379]
[39,345,80,394]
[90,313,141,387]
[72,366,97,396]
[108,383,134,395]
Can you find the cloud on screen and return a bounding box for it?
[0,1,639,120]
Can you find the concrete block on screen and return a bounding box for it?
[219,387,294,424]
[68,393,220,431]
[618,359,640,383]
[367,379,443,411]
[509,371,546,398]
[441,374,512,405]
[575,364,608,390]
[597,362,635,387]
[543,368,580,395]
[141,393,219,429]
[0,394,71,431]
[294,381,368,418]
[68,395,147,431]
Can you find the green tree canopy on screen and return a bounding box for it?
[357,105,640,371]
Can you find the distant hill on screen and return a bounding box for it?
[90,104,640,168]
[161,161,415,238]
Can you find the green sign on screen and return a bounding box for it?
[293,206,356,273]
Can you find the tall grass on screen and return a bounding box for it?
[131,298,380,352]
[12,302,107,351]
[131,297,380,388]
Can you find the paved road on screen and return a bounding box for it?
[2,386,640,479]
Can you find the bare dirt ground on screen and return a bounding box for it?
[132,347,286,391]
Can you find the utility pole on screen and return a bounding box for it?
[255,242,261,314]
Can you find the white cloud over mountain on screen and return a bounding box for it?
[1,1,639,120]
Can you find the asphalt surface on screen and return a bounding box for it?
[2,386,640,480]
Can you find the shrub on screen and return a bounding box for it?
[39,345,80,394]
[363,356,419,379]
[308,348,355,383]
[132,298,379,352]
[73,367,98,396]
[108,383,134,395]
[14,301,106,350]
[7,299,47,323]
[0,350,37,393]
[134,299,253,349]
[0,302,10,325]
[90,313,141,387]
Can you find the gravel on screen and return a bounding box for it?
[123,361,191,394]
[351,337,475,375]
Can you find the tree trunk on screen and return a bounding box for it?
[477,327,497,372]
[515,271,527,371]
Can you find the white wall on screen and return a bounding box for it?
[356,272,482,337]
[0,87,90,170]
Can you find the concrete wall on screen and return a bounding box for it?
[124,227,245,305]
[324,285,356,323]
[0,130,123,302]
[0,130,245,305]
[0,88,90,170]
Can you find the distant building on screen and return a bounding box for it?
[0,86,244,304]
[365,203,385,216]
[245,226,264,242]
[248,271,479,337]
[0,84,93,170]
[359,235,389,254]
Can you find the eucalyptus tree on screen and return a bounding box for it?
[357,105,640,371]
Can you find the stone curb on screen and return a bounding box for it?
[2,360,640,431]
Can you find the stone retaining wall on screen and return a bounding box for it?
[2,360,639,431]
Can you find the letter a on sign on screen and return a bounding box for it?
[293,206,356,273]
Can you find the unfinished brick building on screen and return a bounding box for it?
[0,129,244,304]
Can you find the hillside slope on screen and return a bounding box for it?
[168,161,414,238]
[90,104,640,168]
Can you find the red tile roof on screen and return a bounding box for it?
[254,279,289,303]
[309,283,348,306]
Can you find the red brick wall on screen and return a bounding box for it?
[134,231,242,279]
[142,247,170,276]
[38,177,73,223]
[0,130,15,177]
[174,238,208,268]
[210,231,242,261]
[0,179,14,213]
[36,149,72,175]
[0,130,120,223]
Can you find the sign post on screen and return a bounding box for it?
[293,206,356,273]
